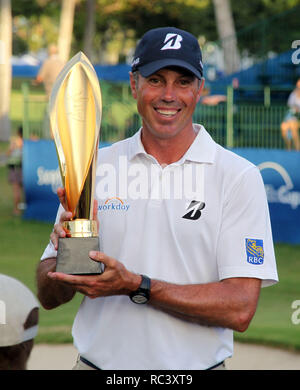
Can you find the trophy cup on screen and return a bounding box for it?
[49,51,102,275]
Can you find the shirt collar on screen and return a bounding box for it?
[128,127,146,161]
[183,124,216,164]
[127,124,216,164]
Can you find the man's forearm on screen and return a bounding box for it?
[149,277,261,332]
[38,251,261,331]
[36,258,76,310]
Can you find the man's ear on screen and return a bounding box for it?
[196,77,205,103]
[129,72,138,100]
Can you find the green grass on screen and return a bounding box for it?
[1,162,300,348]
[235,243,300,350]
[0,165,82,343]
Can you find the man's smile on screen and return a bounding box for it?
[154,107,182,118]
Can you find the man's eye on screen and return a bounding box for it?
[179,78,192,86]
[148,78,161,85]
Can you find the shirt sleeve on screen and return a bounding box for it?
[40,204,64,261]
[217,166,279,287]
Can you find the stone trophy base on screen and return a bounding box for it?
[56,237,103,275]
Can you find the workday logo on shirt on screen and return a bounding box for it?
[245,239,264,265]
[98,197,130,212]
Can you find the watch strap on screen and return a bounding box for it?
[139,274,151,291]
[129,274,151,304]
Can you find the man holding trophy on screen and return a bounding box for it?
[37,27,278,370]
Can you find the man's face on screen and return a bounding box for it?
[130,67,204,140]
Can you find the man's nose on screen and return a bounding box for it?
[161,83,176,102]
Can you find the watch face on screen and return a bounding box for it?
[131,293,148,304]
[130,275,151,304]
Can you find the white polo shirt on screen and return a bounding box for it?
[41,124,278,370]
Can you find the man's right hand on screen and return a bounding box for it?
[50,187,99,250]
[50,187,73,250]
[37,257,76,310]
[36,188,74,310]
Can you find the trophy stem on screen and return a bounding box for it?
[74,153,96,220]
[63,219,98,238]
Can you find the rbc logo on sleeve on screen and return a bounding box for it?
[245,239,264,265]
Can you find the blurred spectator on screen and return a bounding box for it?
[0,274,39,370]
[280,79,300,151]
[34,44,65,98]
[6,126,23,216]
[200,86,227,106]
[33,44,65,139]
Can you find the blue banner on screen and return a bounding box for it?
[13,64,131,82]
[22,140,110,223]
[232,148,300,244]
[22,140,300,243]
[23,139,61,222]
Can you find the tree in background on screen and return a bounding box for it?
[83,0,95,61]
[11,0,77,59]
[57,0,77,63]
[0,0,12,142]
[212,0,240,74]
[10,0,300,66]
[91,0,215,63]
[12,0,59,54]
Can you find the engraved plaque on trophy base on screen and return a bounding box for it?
[56,237,103,275]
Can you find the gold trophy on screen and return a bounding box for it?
[49,52,102,274]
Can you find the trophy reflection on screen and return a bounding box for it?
[49,51,102,274]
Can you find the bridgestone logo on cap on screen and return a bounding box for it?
[131,57,140,67]
[161,33,183,50]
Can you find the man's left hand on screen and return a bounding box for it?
[47,251,141,299]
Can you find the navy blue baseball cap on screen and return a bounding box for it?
[131,27,203,79]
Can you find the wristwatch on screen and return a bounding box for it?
[130,275,151,304]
